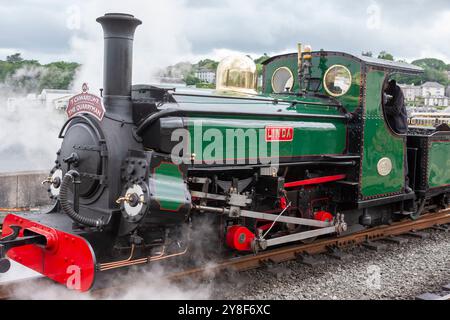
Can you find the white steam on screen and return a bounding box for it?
[0,1,193,173]
[0,81,64,173]
[9,264,212,300]
[69,0,192,92]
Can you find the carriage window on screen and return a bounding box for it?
[323,65,352,97]
[272,67,294,93]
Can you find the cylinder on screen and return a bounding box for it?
[96,13,142,98]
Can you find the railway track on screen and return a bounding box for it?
[1,209,449,299]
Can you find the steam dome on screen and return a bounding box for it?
[216,55,258,95]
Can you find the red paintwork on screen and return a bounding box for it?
[265,126,294,142]
[314,211,334,222]
[66,84,105,121]
[279,196,287,209]
[226,225,255,252]
[284,174,347,188]
[257,223,273,232]
[1,214,96,292]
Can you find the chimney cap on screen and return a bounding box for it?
[96,12,142,25]
[96,13,142,40]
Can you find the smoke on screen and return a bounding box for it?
[0,1,193,172]
[9,264,212,300]
[68,0,192,92]
[0,72,64,173]
[101,265,213,300]
[3,65,46,94]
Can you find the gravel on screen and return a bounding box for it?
[210,228,450,300]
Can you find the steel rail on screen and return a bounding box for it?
[166,209,450,281]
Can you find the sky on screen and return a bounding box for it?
[1,0,449,85]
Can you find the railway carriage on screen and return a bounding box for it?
[408,113,450,127]
[1,13,449,291]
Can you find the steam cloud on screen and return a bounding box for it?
[0,1,192,173]
[0,73,64,173]
[9,265,212,300]
[69,0,192,93]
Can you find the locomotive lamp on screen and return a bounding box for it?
[303,45,312,60]
[299,44,312,92]
[215,55,258,95]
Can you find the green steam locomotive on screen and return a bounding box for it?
[1,13,449,291]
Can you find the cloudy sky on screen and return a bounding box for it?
[1,0,449,85]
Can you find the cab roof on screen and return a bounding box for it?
[263,51,424,75]
[356,54,423,74]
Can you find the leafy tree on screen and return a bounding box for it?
[6,53,23,63]
[254,54,270,77]
[39,61,80,90]
[254,54,270,65]
[197,59,219,71]
[412,58,447,71]
[0,53,80,92]
[362,51,373,57]
[378,51,394,61]
[184,74,202,86]
[393,57,449,86]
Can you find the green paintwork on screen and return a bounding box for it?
[361,70,404,198]
[184,111,346,164]
[172,90,348,163]
[262,54,300,93]
[309,54,362,113]
[262,53,362,112]
[152,162,186,212]
[176,93,346,116]
[428,141,450,188]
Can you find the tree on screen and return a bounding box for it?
[6,53,23,63]
[393,57,449,86]
[412,58,447,71]
[378,51,394,61]
[254,54,270,77]
[254,54,270,65]
[0,54,81,92]
[197,59,219,71]
[362,51,373,57]
[184,74,202,86]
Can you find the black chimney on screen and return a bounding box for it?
[96,13,142,117]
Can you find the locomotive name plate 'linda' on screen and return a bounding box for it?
[265,126,294,142]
